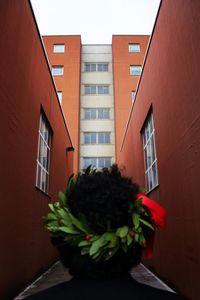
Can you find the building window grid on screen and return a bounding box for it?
[85,85,109,95]
[84,132,111,144]
[85,63,108,72]
[84,108,110,119]
[36,115,51,194]
[83,157,112,168]
[143,115,158,192]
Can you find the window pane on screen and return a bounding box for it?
[104,157,111,167]
[85,85,96,94]
[128,43,140,52]
[53,44,65,53]
[142,113,158,192]
[36,115,51,193]
[91,64,96,72]
[52,66,64,76]
[84,133,91,144]
[105,133,110,143]
[98,85,109,94]
[91,133,96,143]
[130,66,142,76]
[85,64,90,72]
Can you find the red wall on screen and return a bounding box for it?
[43,35,81,174]
[120,1,200,299]
[0,1,73,299]
[112,35,149,162]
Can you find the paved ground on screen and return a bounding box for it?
[15,261,175,299]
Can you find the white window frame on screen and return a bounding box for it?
[84,108,110,120]
[51,66,64,76]
[57,91,62,104]
[130,65,142,76]
[142,113,158,192]
[84,85,109,95]
[84,132,111,144]
[36,114,51,194]
[83,157,112,168]
[128,43,140,53]
[84,63,108,72]
[53,44,65,53]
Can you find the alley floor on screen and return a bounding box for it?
[15,261,175,299]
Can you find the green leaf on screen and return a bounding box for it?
[135,233,139,242]
[48,203,56,213]
[132,213,140,229]
[139,218,154,230]
[108,235,118,248]
[68,212,87,233]
[58,191,67,207]
[89,236,108,256]
[59,226,79,234]
[116,226,129,238]
[78,240,92,247]
[103,232,115,241]
[127,233,133,246]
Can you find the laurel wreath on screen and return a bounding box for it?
[44,169,155,262]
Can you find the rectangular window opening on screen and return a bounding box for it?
[36,114,52,194]
[142,113,158,192]
[53,44,65,53]
[52,66,64,76]
[128,43,140,52]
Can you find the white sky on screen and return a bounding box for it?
[31,0,161,44]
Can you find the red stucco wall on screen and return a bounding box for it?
[120,1,200,299]
[43,35,81,174]
[112,35,149,162]
[0,1,73,299]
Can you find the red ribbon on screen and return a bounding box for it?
[135,192,166,258]
[136,192,166,228]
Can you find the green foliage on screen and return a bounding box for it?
[43,171,157,262]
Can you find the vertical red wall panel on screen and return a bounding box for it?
[120,1,200,299]
[43,35,81,174]
[0,1,73,298]
[112,35,149,162]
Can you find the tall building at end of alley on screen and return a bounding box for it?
[43,35,149,173]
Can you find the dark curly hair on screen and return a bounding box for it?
[52,165,143,279]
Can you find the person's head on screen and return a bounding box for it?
[46,165,162,279]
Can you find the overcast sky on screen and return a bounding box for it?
[31,0,161,44]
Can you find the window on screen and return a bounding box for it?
[57,91,62,104]
[130,65,142,76]
[84,108,110,119]
[53,44,65,53]
[131,91,136,102]
[84,132,111,144]
[83,157,112,168]
[51,66,64,76]
[128,43,140,52]
[36,114,51,193]
[142,113,158,192]
[84,85,109,95]
[84,63,109,72]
